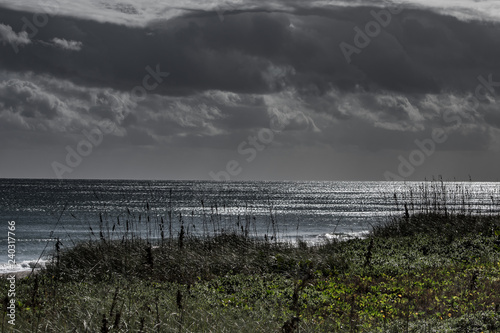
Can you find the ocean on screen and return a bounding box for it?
[1,179,499,273]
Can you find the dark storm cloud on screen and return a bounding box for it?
[1,5,500,98]
[2,3,500,181]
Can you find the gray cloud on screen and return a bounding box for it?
[0,23,30,48]
[0,5,499,98]
[49,37,83,51]
[1,3,500,180]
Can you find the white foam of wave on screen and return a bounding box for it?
[284,230,370,246]
[317,230,370,241]
[0,260,46,274]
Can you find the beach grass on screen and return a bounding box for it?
[2,181,500,332]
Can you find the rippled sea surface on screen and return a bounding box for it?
[1,179,499,272]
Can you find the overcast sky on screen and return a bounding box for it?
[0,0,499,181]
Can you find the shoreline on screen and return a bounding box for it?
[0,269,39,279]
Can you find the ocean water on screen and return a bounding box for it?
[0,179,499,273]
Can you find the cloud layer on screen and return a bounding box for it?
[2,0,500,27]
[1,1,500,180]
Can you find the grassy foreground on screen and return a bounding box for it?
[2,184,500,332]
